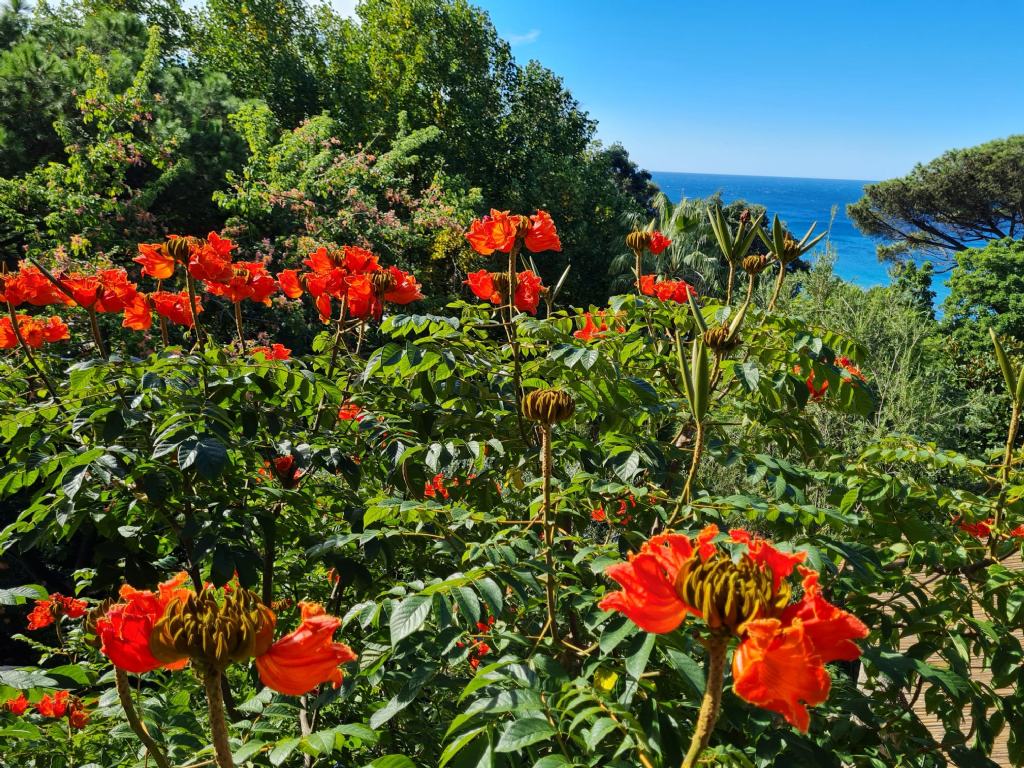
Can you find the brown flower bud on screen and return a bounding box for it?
[522,389,575,424]
[741,254,772,275]
[489,271,511,301]
[625,231,652,253]
[82,598,115,648]
[149,588,276,670]
[370,269,397,296]
[165,236,199,262]
[702,326,740,352]
[780,234,801,263]
[512,215,531,238]
[739,209,751,225]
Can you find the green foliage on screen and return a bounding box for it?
[944,238,1024,348]
[848,134,1024,264]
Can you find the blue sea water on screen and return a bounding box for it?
[650,171,890,289]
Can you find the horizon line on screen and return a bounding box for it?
[650,169,879,184]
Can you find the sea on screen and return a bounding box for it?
[650,171,892,290]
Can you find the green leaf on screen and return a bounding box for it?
[440,726,487,768]
[363,756,416,768]
[390,594,432,645]
[0,584,47,605]
[494,717,555,753]
[269,737,301,766]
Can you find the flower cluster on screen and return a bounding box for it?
[573,310,626,342]
[599,525,868,731]
[639,274,698,304]
[0,315,70,349]
[95,572,356,696]
[27,593,88,630]
[280,245,422,323]
[4,691,89,729]
[836,355,866,383]
[456,614,496,669]
[251,343,291,361]
[591,495,636,526]
[465,210,561,255]
[465,269,544,315]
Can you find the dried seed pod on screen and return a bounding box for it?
[522,389,575,424]
[741,254,772,275]
[780,234,801,263]
[165,236,199,262]
[702,325,740,352]
[675,552,791,635]
[625,231,652,253]
[149,588,276,670]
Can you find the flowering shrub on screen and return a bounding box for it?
[1,208,1023,768]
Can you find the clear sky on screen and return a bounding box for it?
[467,1,1024,180]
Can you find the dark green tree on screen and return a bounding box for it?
[848,135,1024,265]
[942,238,1024,347]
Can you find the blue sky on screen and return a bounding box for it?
[471,1,1024,180]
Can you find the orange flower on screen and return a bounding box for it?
[523,210,561,253]
[574,311,608,342]
[255,602,357,695]
[251,343,291,361]
[465,210,521,255]
[270,455,305,489]
[188,232,235,283]
[96,572,191,674]
[648,231,672,255]
[957,517,992,538]
[68,700,89,730]
[513,270,543,314]
[59,269,140,313]
[278,269,304,299]
[206,261,278,305]
[424,473,449,500]
[465,270,502,304]
[805,370,828,402]
[0,315,69,349]
[4,693,28,716]
[122,293,152,331]
[0,267,72,308]
[836,355,866,383]
[465,210,561,255]
[599,526,867,731]
[151,290,202,328]
[36,691,70,718]
[639,275,697,304]
[338,403,363,421]
[134,243,176,280]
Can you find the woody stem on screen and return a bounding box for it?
[506,240,528,444]
[633,247,643,292]
[311,305,348,435]
[540,423,560,644]
[202,667,234,768]
[681,635,728,768]
[155,279,169,347]
[185,272,204,347]
[115,669,172,768]
[233,301,245,353]
[87,307,107,359]
[767,260,786,311]
[681,420,705,507]
[6,300,61,404]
